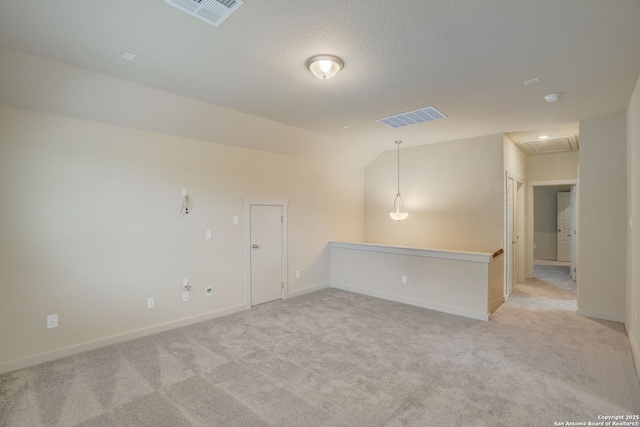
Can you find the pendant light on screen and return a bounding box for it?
[389,141,409,221]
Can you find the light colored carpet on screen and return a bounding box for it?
[1,270,639,426]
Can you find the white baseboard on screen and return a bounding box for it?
[0,303,249,375]
[286,282,329,298]
[576,308,625,323]
[627,326,640,380]
[330,282,489,321]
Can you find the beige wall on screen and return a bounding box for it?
[627,74,640,375]
[0,105,364,372]
[503,135,527,182]
[528,151,579,182]
[578,113,627,322]
[365,134,504,253]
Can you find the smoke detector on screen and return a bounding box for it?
[165,0,244,27]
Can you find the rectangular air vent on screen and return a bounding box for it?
[165,0,244,27]
[377,107,447,128]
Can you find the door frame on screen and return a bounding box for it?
[505,172,525,298]
[243,199,288,309]
[556,191,572,262]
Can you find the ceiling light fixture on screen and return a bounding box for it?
[544,93,560,103]
[389,141,408,221]
[538,135,550,140]
[121,52,137,61]
[305,55,344,79]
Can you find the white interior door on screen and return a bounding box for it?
[557,192,571,262]
[250,205,283,306]
[506,177,515,297]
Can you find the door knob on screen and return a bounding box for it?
[252,244,259,249]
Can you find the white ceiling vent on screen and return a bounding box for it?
[165,0,244,27]
[523,136,579,155]
[377,107,447,129]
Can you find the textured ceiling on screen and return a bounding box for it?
[0,0,639,166]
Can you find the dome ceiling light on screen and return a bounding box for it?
[305,55,344,80]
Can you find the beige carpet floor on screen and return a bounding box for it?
[1,267,639,426]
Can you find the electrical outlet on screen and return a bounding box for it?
[296,270,300,279]
[401,275,408,284]
[182,290,190,302]
[147,297,155,309]
[206,287,212,297]
[233,216,239,225]
[47,314,58,329]
[205,229,212,240]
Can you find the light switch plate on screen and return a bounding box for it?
[205,229,212,240]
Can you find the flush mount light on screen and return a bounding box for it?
[305,55,344,79]
[538,135,550,140]
[544,93,560,103]
[121,51,137,61]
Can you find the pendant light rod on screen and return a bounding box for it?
[389,140,408,221]
[395,140,401,196]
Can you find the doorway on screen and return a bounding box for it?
[528,181,577,282]
[243,200,288,307]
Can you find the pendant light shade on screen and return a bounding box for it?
[389,141,408,221]
[390,195,408,221]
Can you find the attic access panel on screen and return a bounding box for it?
[165,0,244,27]
[526,136,579,155]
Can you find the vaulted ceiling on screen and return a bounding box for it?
[1,0,639,166]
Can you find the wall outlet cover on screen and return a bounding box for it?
[182,290,190,302]
[147,297,155,309]
[47,314,58,328]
